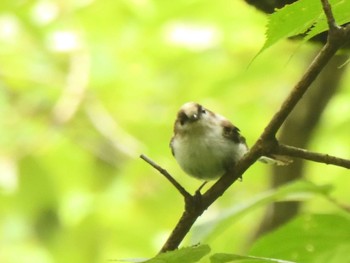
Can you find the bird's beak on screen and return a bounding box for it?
[177,102,202,125]
[188,112,199,121]
[177,109,200,125]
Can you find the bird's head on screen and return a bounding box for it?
[174,102,218,135]
[177,102,206,124]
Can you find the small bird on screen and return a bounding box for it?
[170,102,289,180]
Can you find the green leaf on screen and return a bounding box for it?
[306,0,350,40]
[262,0,322,52]
[260,0,350,54]
[249,214,350,263]
[313,243,350,263]
[191,181,331,244]
[210,253,296,263]
[143,245,211,263]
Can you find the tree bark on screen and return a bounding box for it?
[255,53,349,237]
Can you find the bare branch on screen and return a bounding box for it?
[154,0,350,254]
[160,145,262,253]
[277,144,350,169]
[261,2,350,141]
[261,43,339,141]
[321,0,338,30]
[140,154,192,199]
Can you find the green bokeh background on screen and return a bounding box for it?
[0,0,349,262]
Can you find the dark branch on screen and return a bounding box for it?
[261,1,350,141]
[261,42,339,141]
[154,0,350,254]
[321,0,338,30]
[277,144,350,169]
[140,154,192,199]
[160,143,263,253]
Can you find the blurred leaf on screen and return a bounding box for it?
[1,0,350,261]
[210,253,296,263]
[249,214,350,263]
[143,245,210,263]
[313,243,350,263]
[191,181,332,243]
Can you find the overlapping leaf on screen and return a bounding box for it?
[260,0,350,54]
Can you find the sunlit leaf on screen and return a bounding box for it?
[191,181,332,243]
[210,253,296,263]
[259,0,350,54]
[306,0,350,40]
[249,214,350,263]
[144,245,210,263]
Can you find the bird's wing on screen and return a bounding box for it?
[221,120,247,146]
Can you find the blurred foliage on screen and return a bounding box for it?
[249,213,350,263]
[0,0,349,263]
[145,245,211,263]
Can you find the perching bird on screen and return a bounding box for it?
[170,102,289,180]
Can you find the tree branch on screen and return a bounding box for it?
[261,0,350,142]
[140,154,192,199]
[321,0,338,30]
[153,0,350,254]
[277,144,350,169]
[160,144,262,252]
[254,53,349,238]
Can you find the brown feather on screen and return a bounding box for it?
[221,120,247,145]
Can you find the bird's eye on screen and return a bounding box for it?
[178,111,188,125]
[201,109,206,114]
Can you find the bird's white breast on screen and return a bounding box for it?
[172,125,247,180]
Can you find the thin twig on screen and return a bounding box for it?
[321,0,338,30]
[155,0,350,253]
[160,145,262,253]
[140,154,192,199]
[261,0,350,141]
[278,144,350,169]
[261,41,339,141]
